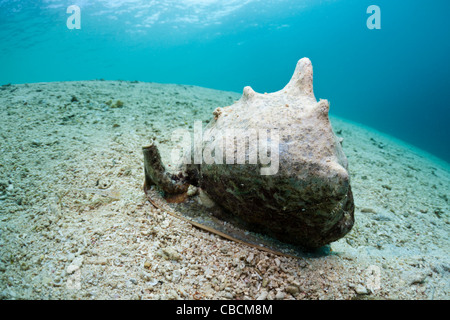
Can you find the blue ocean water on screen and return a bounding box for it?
[0,0,449,162]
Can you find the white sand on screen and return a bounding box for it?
[0,81,448,300]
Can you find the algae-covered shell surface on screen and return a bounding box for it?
[186,58,354,249]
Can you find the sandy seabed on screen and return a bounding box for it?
[0,80,448,300]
